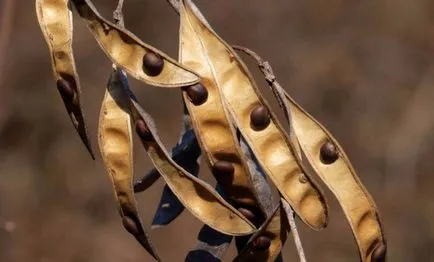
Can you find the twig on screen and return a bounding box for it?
[282,198,307,262]
[113,0,125,27]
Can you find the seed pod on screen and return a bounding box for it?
[128,98,256,236]
[36,0,94,159]
[70,0,200,88]
[283,91,386,261]
[98,68,159,261]
[179,0,264,218]
[234,203,289,262]
[180,0,327,230]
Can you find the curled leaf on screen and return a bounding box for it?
[181,0,327,230]
[98,68,159,260]
[36,0,94,159]
[70,0,200,88]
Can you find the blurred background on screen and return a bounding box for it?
[1,0,434,261]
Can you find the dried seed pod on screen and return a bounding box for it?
[283,92,386,261]
[71,0,200,88]
[128,98,256,236]
[36,0,94,159]
[179,1,264,217]
[98,68,159,261]
[181,0,327,230]
[234,203,289,262]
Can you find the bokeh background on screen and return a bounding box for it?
[1,0,434,261]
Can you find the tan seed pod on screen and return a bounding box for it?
[36,0,94,159]
[70,0,200,88]
[98,68,159,261]
[283,92,386,261]
[234,203,289,262]
[181,0,328,230]
[178,1,264,214]
[128,98,257,236]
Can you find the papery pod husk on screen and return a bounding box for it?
[98,68,159,261]
[181,0,328,230]
[186,185,234,262]
[234,203,289,262]
[283,91,387,261]
[179,1,265,217]
[36,0,94,158]
[70,0,200,88]
[128,98,256,236]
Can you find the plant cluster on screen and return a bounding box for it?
[35,0,387,261]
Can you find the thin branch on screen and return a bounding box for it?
[282,198,307,262]
[113,0,125,27]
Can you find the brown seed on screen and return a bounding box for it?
[252,236,271,250]
[185,84,208,106]
[320,141,339,164]
[212,161,235,177]
[371,244,386,262]
[238,208,255,221]
[135,120,153,141]
[56,78,74,98]
[142,52,164,76]
[250,105,270,131]
[122,216,140,235]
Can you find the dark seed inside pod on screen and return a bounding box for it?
[142,52,164,76]
[252,236,271,250]
[238,208,255,222]
[371,244,386,262]
[56,78,74,98]
[185,84,208,106]
[122,216,140,235]
[135,120,153,141]
[250,105,270,131]
[320,141,339,164]
[212,161,235,177]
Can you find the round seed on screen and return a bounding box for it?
[122,216,140,235]
[142,52,164,76]
[56,78,74,98]
[371,244,386,262]
[320,141,339,164]
[185,84,208,106]
[252,236,271,250]
[135,120,153,141]
[250,105,270,131]
[212,161,235,176]
[238,208,255,221]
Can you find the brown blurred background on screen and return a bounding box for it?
[1,0,434,261]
